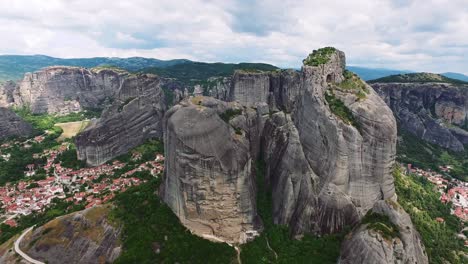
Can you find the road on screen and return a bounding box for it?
[14,226,45,264]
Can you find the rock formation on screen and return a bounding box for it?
[75,73,166,166]
[373,82,468,152]
[163,48,416,251]
[163,96,260,244]
[0,81,16,106]
[0,205,122,264]
[339,200,428,264]
[0,107,33,140]
[6,66,128,115]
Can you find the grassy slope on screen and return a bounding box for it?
[393,167,465,263]
[397,129,468,181]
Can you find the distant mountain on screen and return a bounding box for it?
[141,61,279,84]
[346,66,413,81]
[0,55,191,81]
[368,72,468,85]
[441,72,468,82]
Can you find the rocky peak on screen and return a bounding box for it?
[163,48,404,244]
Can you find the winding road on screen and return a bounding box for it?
[14,226,45,264]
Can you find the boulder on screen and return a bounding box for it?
[339,200,428,264]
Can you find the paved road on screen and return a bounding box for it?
[14,226,45,264]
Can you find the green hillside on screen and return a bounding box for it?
[369,72,468,85]
[0,55,190,81]
[141,61,279,84]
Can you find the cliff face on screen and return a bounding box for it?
[5,66,127,115]
[0,107,33,140]
[0,205,121,264]
[0,81,16,106]
[163,49,421,254]
[339,200,428,264]
[75,73,166,166]
[259,52,397,235]
[163,97,260,244]
[373,82,468,152]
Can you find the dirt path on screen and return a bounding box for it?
[265,237,278,260]
[14,226,44,264]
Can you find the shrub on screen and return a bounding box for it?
[325,92,360,130]
[219,109,242,123]
[303,47,337,66]
[361,211,400,240]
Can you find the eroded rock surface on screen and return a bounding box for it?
[373,82,468,151]
[0,107,33,140]
[339,200,428,264]
[164,49,401,242]
[75,73,166,166]
[163,97,259,244]
[8,66,128,114]
[0,205,121,264]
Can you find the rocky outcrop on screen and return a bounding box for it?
[0,81,16,106]
[164,48,402,243]
[2,66,129,114]
[0,107,33,140]
[0,205,122,264]
[373,82,468,151]
[262,52,396,235]
[339,200,428,264]
[163,96,260,244]
[75,73,165,166]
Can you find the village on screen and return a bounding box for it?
[407,163,468,222]
[0,140,164,228]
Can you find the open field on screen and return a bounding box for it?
[55,120,90,141]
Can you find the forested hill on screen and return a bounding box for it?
[0,55,190,81]
[140,61,279,84]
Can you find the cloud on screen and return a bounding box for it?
[0,0,467,74]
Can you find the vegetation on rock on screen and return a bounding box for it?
[361,211,400,240]
[303,47,337,66]
[336,70,369,99]
[325,91,360,129]
[219,108,243,123]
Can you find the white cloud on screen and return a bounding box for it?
[0,0,467,74]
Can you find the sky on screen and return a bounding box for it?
[0,0,467,74]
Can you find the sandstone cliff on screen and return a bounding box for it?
[163,96,260,244]
[339,200,428,264]
[0,107,33,140]
[4,66,129,115]
[373,82,468,152]
[75,73,166,166]
[0,205,122,264]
